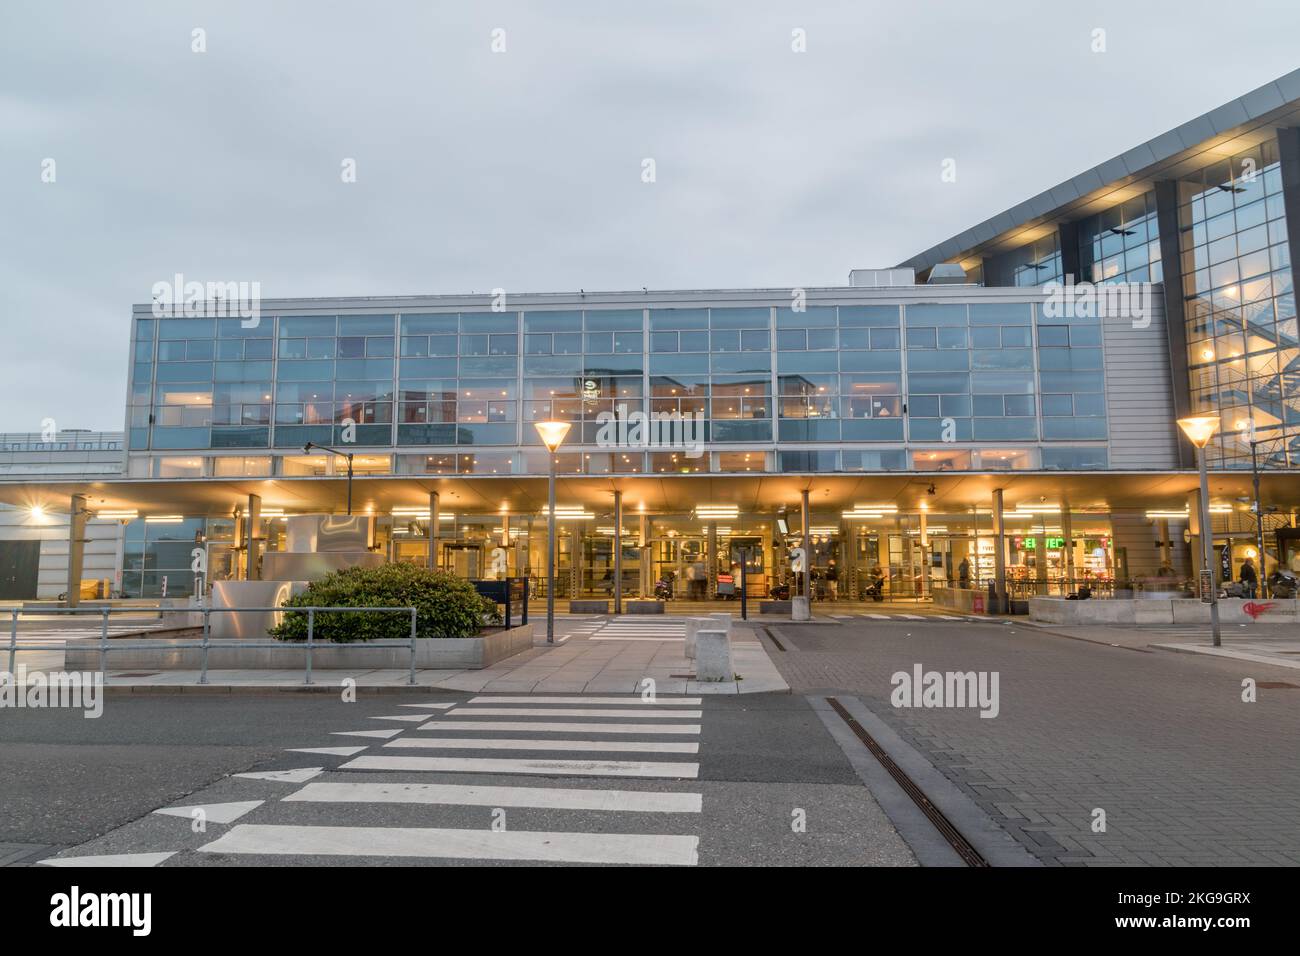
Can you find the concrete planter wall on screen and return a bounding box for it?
[569,600,610,614]
[626,600,665,614]
[67,623,535,671]
[932,587,985,613]
[1029,597,1300,625]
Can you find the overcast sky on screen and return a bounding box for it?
[2,0,1299,431]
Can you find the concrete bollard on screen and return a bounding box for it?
[695,628,732,682]
[792,596,811,621]
[684,617,701,660]
[709,612,732,635]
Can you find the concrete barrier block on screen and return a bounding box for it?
[569,600,610,614]
[684,618,700,660]
[626,600,665,614]
[791,596,811,621]
[695,629,732,682]
[709,612,732,635]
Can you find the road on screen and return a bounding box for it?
[4,611,1297,867]
[762,615,1300,865]
[0,690,912,867]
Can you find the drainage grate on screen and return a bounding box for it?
[112,672,160,678]
[1257,681,1299,689]
[759,626,785,652]
[826,696,988,867]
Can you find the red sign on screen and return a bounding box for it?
[1243,601,1276,620]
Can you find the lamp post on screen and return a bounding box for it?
[303,441,355,515]
[1177,415,1221,647]
[534,421,572,644]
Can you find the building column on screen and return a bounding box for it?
[500,511,510,577]
[428,491,440,571]
[613,490,623,614]
[1274,128,1300,303]
[245,494,262,581]
[992,488,1007,612]
[639,512,651,598]
[1062,499,1076,592]
[706,521,718,600]
[1154,179,1195,468]
[1187,489,1204,576]
[65,494,87,607]
[800,489,811,599]
[1033,533,1047,594]
[1158,517,1172,568]
[918,508,929,599]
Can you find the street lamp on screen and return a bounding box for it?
[1177,415,1221,647]
[534,420,572,644]
[303,441,355,515]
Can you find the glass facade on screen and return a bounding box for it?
[1177,141,1298,469]
[127,298,1113,478]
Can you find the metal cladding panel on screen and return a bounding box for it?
[1101,292,1179,470]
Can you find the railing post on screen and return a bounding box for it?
[199,607,211,685]
[304,607,315,686]
[7,608,17,676]
[99,606,109,674]
[408,607,417,686]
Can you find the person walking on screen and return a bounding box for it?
[1239,556,1259,599]
[958,556,972,589]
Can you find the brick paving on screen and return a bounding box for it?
[763,618,1300,866]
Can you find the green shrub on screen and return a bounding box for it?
[270,563,500,642]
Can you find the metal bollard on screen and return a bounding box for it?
[199,607,211,685]
[408,609,417,686]
[7,608,17,675]
[304,608,315,685]
[99,606,110,674]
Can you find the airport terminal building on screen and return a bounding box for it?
[5,70,1300,605]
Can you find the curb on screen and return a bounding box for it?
[101,683,451,696]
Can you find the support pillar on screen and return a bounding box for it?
[428,491,440,571]
[992,489,1007,613]
[800,489,811,599]
[613,490,623,614]
[65,494,87,607]
[706,521,718,600]
[1062,500,1076,593]
[919,508,929,599]
[246,494,262,581]
[639,512,651,598]
[1187,490,1204,576]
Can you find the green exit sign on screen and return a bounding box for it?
[1046,536,1065,548]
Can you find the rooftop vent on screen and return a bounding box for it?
[848,268,916,288]
[926,263,968,284]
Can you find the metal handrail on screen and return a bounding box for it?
[6,604,419,687]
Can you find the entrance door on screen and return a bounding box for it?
[443,543,482,579]
[0,540,40,599]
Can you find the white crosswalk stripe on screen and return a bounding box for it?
[196,694,705,866]
[48,694,708,867]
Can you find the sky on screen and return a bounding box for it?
[2,0,1299,431]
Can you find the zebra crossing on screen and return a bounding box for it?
[41,693,707,867]
[572,618,688,642]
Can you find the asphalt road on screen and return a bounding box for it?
[0,691,914,867]
[763,616,1300,865]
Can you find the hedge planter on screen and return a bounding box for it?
[65,623,535,672]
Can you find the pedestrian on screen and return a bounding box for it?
[958,557,971,589]
[1240,556,1258,599]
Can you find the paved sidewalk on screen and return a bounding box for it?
[8,617,789,696]
[1018,619,1300,670]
